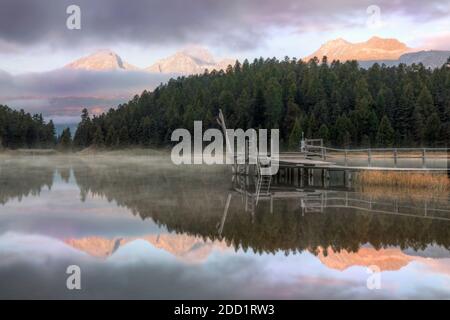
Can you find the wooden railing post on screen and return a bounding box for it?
[422,148,426,168]
[394,148,397,168]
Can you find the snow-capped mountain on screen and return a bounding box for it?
[146,46,234,74]
[64,49,138,71]
[304,36,411,62]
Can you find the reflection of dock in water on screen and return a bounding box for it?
[223,171,450,233]
[234,188,450,221]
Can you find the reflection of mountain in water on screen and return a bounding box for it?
[318,247,413,271]
[65,233,227,263]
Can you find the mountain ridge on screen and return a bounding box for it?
[64,47,234,74]
[63,39,450,75]
[304,36,412,62]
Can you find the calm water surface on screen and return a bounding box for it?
[0,155,449,299]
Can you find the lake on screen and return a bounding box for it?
[0,154,449,299]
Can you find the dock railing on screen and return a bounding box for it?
[303,142,449,169]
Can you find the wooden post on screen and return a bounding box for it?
[394,149,397,167]
[288,168,291,184]
[324,170,330,187]
[346,170,352,188]
[422,148,426,168]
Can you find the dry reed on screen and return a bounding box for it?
[355,171,449,192]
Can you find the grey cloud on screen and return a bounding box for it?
[0,0,251,50]
[0,69,169,96]
[0,0,448,52]
[0,69,172,120]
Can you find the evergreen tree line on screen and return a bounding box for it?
[74,56,450,150]
[0,105,56,148]
[0,105,75,150]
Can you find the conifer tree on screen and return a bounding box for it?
[58,128,72,151]
[288,119,302,150]
[376,116,394,147]
[424,113,441,146]
[92,125,104,146]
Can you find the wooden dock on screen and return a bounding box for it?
[217,109,449,175]
[274,155,448,172]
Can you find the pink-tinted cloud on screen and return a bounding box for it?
[418,32,450,51]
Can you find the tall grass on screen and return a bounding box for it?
[356,171,449,192]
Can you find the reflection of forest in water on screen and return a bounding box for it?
[0,161,54,204]
[1,157,449,256]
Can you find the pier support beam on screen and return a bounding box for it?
[344,170,352,188]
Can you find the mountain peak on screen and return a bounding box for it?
[146,46,232,74]
[65,49,138,71]
[305,36,411,62]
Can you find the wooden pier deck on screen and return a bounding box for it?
[274,155,449,172]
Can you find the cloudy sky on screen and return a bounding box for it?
[0,0,449,124]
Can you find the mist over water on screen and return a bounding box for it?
[0,155,449,299]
